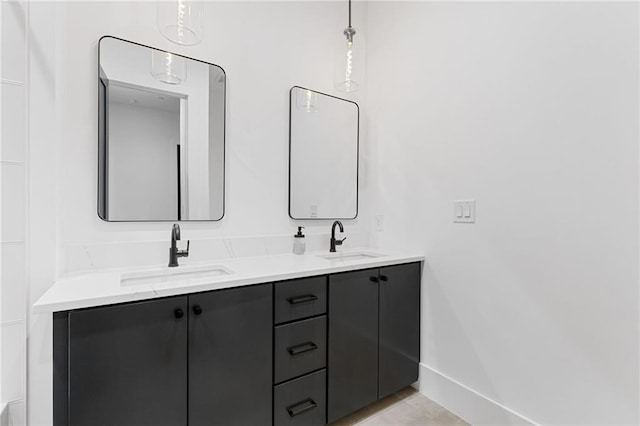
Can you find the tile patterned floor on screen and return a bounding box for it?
[329,387,470,426]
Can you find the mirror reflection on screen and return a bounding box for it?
[289,86,359,220]
[98,36,225,221]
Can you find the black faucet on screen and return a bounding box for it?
[330,221,346,253]
[169,224,190,267]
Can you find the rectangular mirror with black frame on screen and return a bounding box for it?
[98,36,225,221]
[289,86,359,220]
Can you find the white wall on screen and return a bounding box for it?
[27,2,371,424]
[1,0,28,423]
[366,2,639,425]
[27,3,60,424]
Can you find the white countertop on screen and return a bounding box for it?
[33,249,424,313]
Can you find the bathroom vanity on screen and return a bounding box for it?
[36,251,422,426]
[31,32,426,426]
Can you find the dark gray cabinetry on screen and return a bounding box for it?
[65,297,189,426]
[378,263,421,398]
[274,369,327,426]
[273,277,328,426]
[189,285,273,425]
[54,262,420,426]
[274,276,327,324]
[328,263,421,423]
[328,269,379,423]
[54,284,272,426]
[274,316,327,384]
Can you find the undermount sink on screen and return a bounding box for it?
[317,251,384,262]
[121,265,233,286]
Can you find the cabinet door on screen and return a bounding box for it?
[188,284,272,426]
[68,297,188,426]
[328,269,379,423]
[378,263,421,398]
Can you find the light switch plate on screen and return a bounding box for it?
[453,200,476,223]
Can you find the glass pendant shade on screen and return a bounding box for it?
[151,50,187,85]
[334,34,362,93]
[296,89,319,113]
[157,0,204,46]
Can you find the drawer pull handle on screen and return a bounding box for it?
[287,294,318,305]
[286,398,317,418]
[369,276,380,283]
[287,342,318,356]
[379,275,389,282]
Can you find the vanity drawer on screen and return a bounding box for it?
[274,316,327,384]
[274,369,326,426]
[274,276,327,324]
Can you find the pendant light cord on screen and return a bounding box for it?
[343,0,356,42]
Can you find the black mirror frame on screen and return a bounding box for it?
[97,35,227,222]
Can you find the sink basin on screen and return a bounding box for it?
[121,265,233,286]
[317,252,384,262]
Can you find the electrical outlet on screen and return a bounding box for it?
[375,215,384,231]
[453,200,476,223]
[310,204,318,218]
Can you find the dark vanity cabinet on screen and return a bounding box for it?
[378,263,421,399]
[188,285,272,425]
[54,284,272,426]
[53,262,420,426]
[327,269,379,422]
[328,262,421,423]
[273,276,328,426]
[59,297,189,426]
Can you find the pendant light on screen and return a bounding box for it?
[157,0,204,46]
[151,50,187,85]
[334,0,360,93]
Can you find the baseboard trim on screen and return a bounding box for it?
[418,363,538,426]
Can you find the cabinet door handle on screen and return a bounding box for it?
[174,308,184,319]
[369,276,380,283]
[287,294,318,305]
[286,398,317,418]
[287,342,318,356]
[379,275,389,282]
[192,305,203,315]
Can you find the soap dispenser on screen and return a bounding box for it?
[293,226,306,255]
